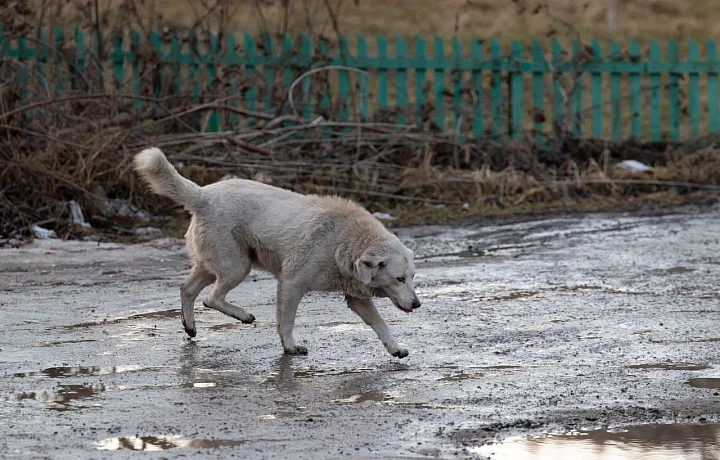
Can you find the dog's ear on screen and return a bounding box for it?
[354,257,383,285]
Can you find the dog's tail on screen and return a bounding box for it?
[134,147,202,211]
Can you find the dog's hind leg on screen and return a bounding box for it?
[202,257,255,324]
[180,265,215,337]
[277,280,308,355]
[346,296,408,358]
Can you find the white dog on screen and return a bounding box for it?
[134,148,420,358]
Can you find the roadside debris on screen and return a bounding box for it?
[31,225,57,239]
[615,160,653,172]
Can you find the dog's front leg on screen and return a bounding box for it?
[346,296,408,358]
[277,280,308,355]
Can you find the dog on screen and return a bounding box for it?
[133,147,421,358]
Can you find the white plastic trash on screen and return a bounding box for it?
[615,160,653,172]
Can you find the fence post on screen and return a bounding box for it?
[471,38,483,139]
[243,32,257,116]
[74,28,86,92]
[149,29,163,100]
[188,31,200,108]
[337,36,350,121]
[490,38,502,137]
[708,39,718,133]
[648,39,662,141]
[111,32,123,95]
[668,39,680,141]
[509,40,523,140]
[433,36,445,131]
[590,39,602,138]
[377,34,388,110]
[551,39,563,139]
[356,34,369,120]
[688,38,700,138]
[261,32,274,113]
[414,36,426,126]
[396,35,408,124]
[531,40,545,145]
[628,39,641,139]
[451,37,463,130]
[571,40,582,138]
[17,36,29,101]
[130,30,142,112]
[609,40,621,140]
[281,35,294,116]
[299,33,312,119]
[207,33,219,131]
[36,29,48,94]
[226,32,239,128]
[318,39,330,116]
[54,27,65,96]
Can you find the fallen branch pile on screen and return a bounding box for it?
[2,94,720,245]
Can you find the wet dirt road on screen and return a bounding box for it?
[1,206,719,459]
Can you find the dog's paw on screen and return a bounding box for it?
[182,321,197,338]
[241,314,255,324]
[391,347,409,359]
[284,345,309,355]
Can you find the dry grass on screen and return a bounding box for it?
[31,0,720,46]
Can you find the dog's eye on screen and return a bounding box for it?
[396,277,406,283]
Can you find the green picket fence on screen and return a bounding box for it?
[3,27,720,143]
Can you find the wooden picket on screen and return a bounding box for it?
[4,27,720,142]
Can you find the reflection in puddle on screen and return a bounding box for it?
[14,365,145,378]
[687,378,720,389]
[95,435,247,451]
[15,384,105,411]
[473,423,720,459]
[627,363,711,371]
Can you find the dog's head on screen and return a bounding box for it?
[354,239,420,313]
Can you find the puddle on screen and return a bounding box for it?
[14,365,145,378]
[687,378,720,389]
[487,291,540,302]
[95,435,247,451]
[626,363,711,371]
[433,365,523,371]
[663,266,696,274]
[15,384,105,411]
[472,423,720,459]
[333,392,397,403]
[39,339,98,347]
[438,373,484,382]
[265,366,374,382]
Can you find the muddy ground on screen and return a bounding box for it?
[1,205,719,459]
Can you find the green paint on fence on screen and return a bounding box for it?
[590,39,602,138]
[609,40,622,140]
[414,36,426,126]
[708,39,719,134]
[688,38,700,138]
[471,38,483,138]
[433,36,445,131]
[667,39,680,141]
[6,30,720,141]
[648,39,662,141]
[396,35,408,124]
[377,34,388,110]
[490,38,503,137]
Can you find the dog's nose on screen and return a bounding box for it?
[411,300,421,310]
